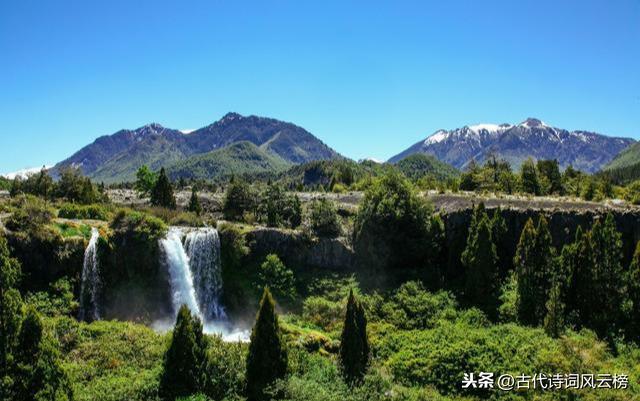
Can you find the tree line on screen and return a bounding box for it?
[159,286,370,401]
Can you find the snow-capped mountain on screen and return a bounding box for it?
[2,165,52,180]
[389,118,634,173]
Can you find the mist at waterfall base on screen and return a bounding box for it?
[156,227,250,342]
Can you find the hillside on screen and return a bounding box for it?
[603,142,640,171]
[52,113,341,183]
[389,118,633,173]
[395,153,459,181]
[165,141,291,181]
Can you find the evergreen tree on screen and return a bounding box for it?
[461,213,499,316]
[490,208,510,276]
[246,288,288,401]
[223,178,257,221]
[13,306,73,401]
[543,281,565,338]
[514,216,556,325]
[628,240,640,342]
[188,187,202,216]
[520,158,540,195]
[151,168,177,209]
[339,290,370,384]
[159,305,204,400]
[587,214,624,337]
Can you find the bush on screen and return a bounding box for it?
[58,203,111,220]
[258,185,302,228]
[308,198,341,237]
[223,179,258,222]
[5,195,55,232]
[258,254,297,302]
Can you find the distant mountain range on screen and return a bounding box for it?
[52,112,341,183]
[389,118,634,173]
[50,114,636,184]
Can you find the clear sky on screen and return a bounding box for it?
[1,0,639,173]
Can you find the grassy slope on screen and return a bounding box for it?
[603,142,640,171]
[165,141,291,181]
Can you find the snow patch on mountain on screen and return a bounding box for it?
[2,165,52,180]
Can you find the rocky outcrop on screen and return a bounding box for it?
[246,227,354,271]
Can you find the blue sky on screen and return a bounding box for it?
[1,0,639,173]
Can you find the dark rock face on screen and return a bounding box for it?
[53,113,341,183]
[442,207,640,278]
[389,119,634,173]
[246,228,354,271]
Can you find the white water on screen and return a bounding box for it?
[160,227,203,318]
[158,227,248,341]
[79,228,101,321]
[184,228,226,321]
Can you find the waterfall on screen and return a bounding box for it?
[184,228,226,321]
[160,227,203,319]
[79,227,101,321]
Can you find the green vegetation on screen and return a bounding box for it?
[135,165,158,197]
[354,173,443,272]
[308,198,341,237]
[166,141,291,182]
[396,153,460,181]
[150,168,176,210]
[159,306,207,400]
[258,254,297,302]
[246,288,288,401]
[339,290,369,384]
[187,188,202,216]
[10,167,105,204]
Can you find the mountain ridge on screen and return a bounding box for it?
[52,113,341,183]
[389,118,634,173]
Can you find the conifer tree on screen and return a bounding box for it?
[159,305,203,400]
[461,213,499,316]
[520,158,540,195]
[246,288,288,401]
[151,168,177,209]
[514,216,556,325]
[628,240,640,341]
[543,281,565,338]
[339,290,370,384]
[491,208,510,276]
[14,306,73,401]
[188,187,202,216]
[587,214,624,337]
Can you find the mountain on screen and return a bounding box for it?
[53,113,341,183]
[165,141,291,181]
[602,142,640,171]
[389,118,634,173]
[395,154,459,181]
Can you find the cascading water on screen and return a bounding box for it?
[79,227,101,322]
[159,226,247,341]
[184,228,226,321]
[160,227,203,319]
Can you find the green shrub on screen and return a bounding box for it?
[308,198,341,237]
[5,195,55,232]
[58,203,111,220]
[258,254,297,302]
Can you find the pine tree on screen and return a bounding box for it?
[339,290,370,384]
[514,218,538,325]
[628,240,640,341]
[520,158,540,195]
[461,213,499,316]
[246,288,288,401]
[588,214,624,337]
[543,281,565,338]
[159,305,204,400]
[188,187,202,216]
[151,168,177,209]
[491,208,510,276]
